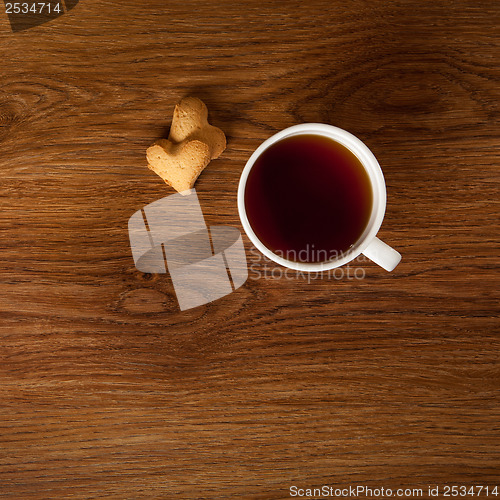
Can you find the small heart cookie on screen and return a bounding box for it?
[168,97,226,160]
[147,139,211,194]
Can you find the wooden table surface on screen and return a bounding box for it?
[1,0,499,498]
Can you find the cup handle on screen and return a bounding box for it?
[362,237,401,272]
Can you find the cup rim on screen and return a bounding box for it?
[237,123,387,272]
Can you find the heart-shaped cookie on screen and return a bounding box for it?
[168,97,226,160]
[147,139,211,194]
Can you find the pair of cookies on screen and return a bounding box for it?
[147,97,226,193]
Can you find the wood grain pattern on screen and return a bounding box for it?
[0,0,499,498]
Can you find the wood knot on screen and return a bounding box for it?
[118,288,174,315]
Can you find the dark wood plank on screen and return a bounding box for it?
[0,0,499,498]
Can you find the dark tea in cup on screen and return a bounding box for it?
[244,134,373,263]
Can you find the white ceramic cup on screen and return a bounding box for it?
[237,124,401,272]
